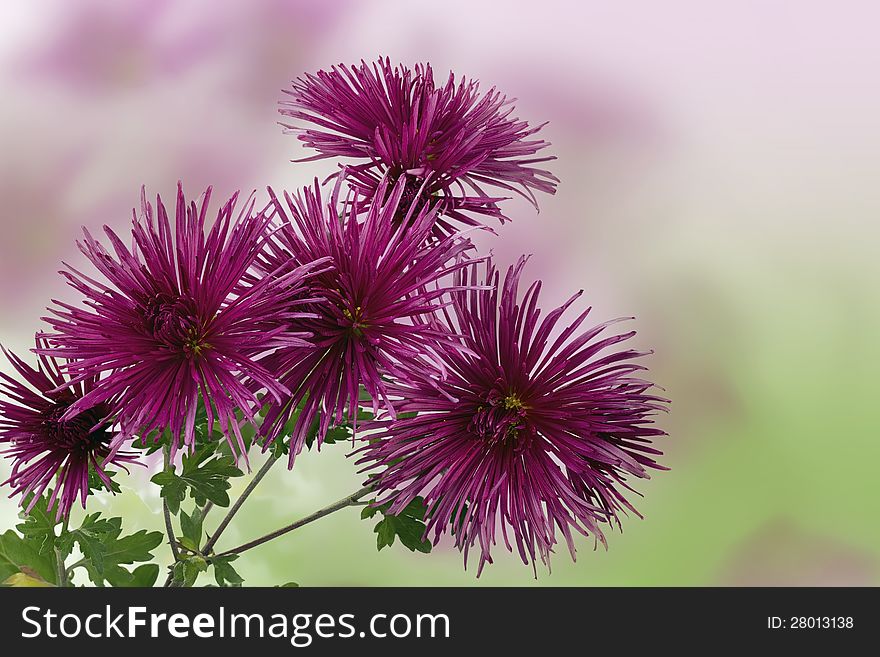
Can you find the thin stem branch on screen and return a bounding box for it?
[163,568,178,588]
[213,485,374,560]
[199,501,214,523]
[65,557,87,578]
[161,445,181,563]
[161,445,180,588]
[202,453,279,554]
[56,515,71,587]
[54,547,68,588]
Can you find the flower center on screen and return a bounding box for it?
[342,305,368,338]
[42,402,112,453]
[387,171,432,227]
[500,394,525,411]
[469,390,530,445]
[141,293,211,359]
[399,174,425,209]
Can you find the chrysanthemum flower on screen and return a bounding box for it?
[0,339,139,519]
[258,176,477,464]
[280,57,558,234]
[357,257,668,574]
[39,184,329,462]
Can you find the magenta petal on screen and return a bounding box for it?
[357,257,669,574]
[0,338,139,519]
[280,57,558,236]
[257,175,479,463]
[39,183,328,461]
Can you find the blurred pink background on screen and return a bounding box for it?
[1,1,878,586]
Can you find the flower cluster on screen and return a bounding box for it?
[0,57,666,574]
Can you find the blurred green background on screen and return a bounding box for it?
[1,0,878,585]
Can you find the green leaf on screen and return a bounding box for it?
[324,426,352,445]
[130,564,161,587]
[151,470,187,515]
[173,556,208,587]
[302,424,349,450]
[151,442,243,514]
[78,519,163,587]
[171,561,186,586]
[0,530,57,585]
[366,497,432,554]
[181,443,243,507]
[212,555,244,587]
[56,513,116,576]
[88,469,121,494]
[15,494,62,556]
[277,582,300,588]
[270,436,289,459]
[105,564,159,588]
[376,519,397,550]
[14,501,160,588]
[105,528,164,564]
[179,508,204,553]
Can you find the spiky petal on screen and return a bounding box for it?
[358,257,668,574]
[0,339,139,519]
[39,184,329,462]
[280,57,558,235]
[258,176,478,464]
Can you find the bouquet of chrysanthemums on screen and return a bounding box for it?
[0,58,667,587]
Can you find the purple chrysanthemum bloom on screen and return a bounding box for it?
[39,184,328,462]
[357,257,668,575]
[279,57,558,235]
[258,176,477,465]
[0,339,139,519]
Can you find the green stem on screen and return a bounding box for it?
[65,557,88,578]
[54,547,68,588]
[161,445,181,588]
[54,515,71,586]
[199,501,214,523]
[202,453,279,554]
[161,445,181,563]
[212,485,373,560]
